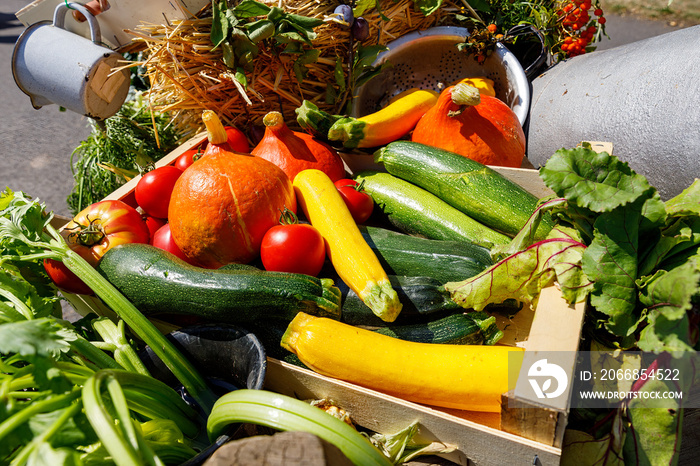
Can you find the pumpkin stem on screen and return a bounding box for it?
[449,83,481,117]
[202,110,228,145]
[262,111,286,131]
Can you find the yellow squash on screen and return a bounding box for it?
[293,169,402,322]
[282,313,525,412]
[452,77,497,97]
[327,89,438,149]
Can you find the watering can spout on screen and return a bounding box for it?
[27,93,53,109]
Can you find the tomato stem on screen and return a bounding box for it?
[278,207,299,225]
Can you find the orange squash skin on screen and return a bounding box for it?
[252,112,346,182]
[168,150,296,268]
[411,87,526,168]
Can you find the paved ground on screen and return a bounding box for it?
[0,1,689,219]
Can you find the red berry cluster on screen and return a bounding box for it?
[557,1,605,57]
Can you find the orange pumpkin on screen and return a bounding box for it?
[168,111,296,268]
[411,83,526,168]
[251,111,346,182]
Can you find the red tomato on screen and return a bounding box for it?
[260,223,326,276]
[44,200,151,294]
[43,258,94,296]
[174,147,203,171]
[334,179,374,224]
[152,223,200,266]
[135,165,183,219]
[143,214,167,243]
[224,126,250,153]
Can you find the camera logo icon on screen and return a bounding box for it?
[528,358,568,399]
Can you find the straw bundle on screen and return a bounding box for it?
[126,0,468,134]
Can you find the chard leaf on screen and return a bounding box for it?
[638,217,700,276]
[540,147,654,213]
[561,429,625,466]
[492,197,566,260]
[636,254,700,353]
[622,354,689,465]
[664,178,700,216]
[582,202,643,339]
[445,226,591,310]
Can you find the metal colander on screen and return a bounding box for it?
[351,27,531,126]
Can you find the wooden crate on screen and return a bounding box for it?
[60,134,586,466]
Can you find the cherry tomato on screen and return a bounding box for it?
[224,126,250,153]
[44,200,150,294]
[174,147,203,171]
[135,165,183,219]
[152,223,200,266]
[260,212,326,276]
[334,179,374,224]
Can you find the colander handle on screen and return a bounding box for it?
[53,2,102,45]
[506,25,548,79]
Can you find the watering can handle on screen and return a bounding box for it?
[53,2,102,45]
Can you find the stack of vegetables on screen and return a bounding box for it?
[5,43,699,465]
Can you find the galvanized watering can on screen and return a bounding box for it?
[11,2,130,120]
[526,25,700,200]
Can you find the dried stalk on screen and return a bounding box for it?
[126,0,464,134]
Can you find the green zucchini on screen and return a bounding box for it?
[373,312,503,345]
[96,244,342,324]
[374,141,554,239]
[359,225,493,283]
[353,170,510,247]
[335,274,460,327]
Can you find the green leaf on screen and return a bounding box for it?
[234,68,248,88]
[540,147,655,213]
[0,266,59,321]
[210,0,229,48]
[638,217,700,276]
[445,226,592,311]
[622,356,689,465]
[665,178,700,216]
[353,0,376,17]
[582,202,643,339]
[286,13,324,29]
[28,409,93,449]
[637,254,700,352]
[413,0,444,16]
[275,29,312,46]
[245,19,275,43]
[334,55,346,92]
[233,0,271,18]
[0,318,73,359]
[561,428,625,466]
[292,49,320,83]
[24,442,83,466]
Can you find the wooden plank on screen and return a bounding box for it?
[264,358,563,466]
[501,287,587,446]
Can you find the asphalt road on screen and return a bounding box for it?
[0,2,688,219]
